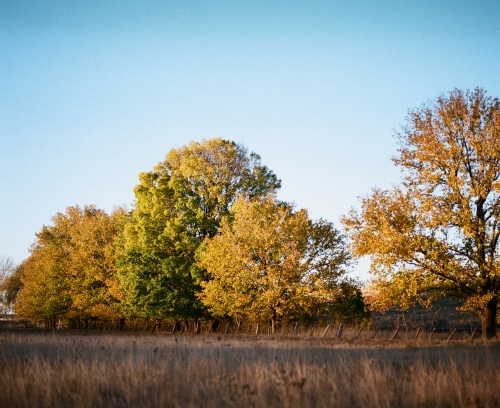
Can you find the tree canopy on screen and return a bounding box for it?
[116,139,281,321]
[342,88,500,338]
[15,206,124,325]
[198,195,361,332]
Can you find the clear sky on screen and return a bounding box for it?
[1,1,500,281]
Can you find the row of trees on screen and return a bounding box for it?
[2,139,367,331]
[3,88,500,339]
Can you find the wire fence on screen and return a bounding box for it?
[0,316,484,341]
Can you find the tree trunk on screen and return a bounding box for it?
[151,319,159,333]
[210,319,220,333]
[172,320,179,334]
[480,297,497,339]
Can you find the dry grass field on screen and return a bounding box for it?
[1,329,499,408]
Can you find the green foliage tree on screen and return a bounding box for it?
[15,206,124,325]
[342,88,500,339]
[197,195,357,332]
[309,280,370,327]
[116,139,281,321]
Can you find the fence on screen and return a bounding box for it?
[0,316,484,341]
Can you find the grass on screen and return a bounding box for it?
[0,329,499,407]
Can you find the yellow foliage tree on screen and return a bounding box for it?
[15,242,71,325]
[198,195,353,332]
[15,206,125,326]
[343,88,500,339]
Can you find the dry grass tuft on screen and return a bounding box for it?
[0,330,499,407]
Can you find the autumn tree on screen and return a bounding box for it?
[15,206,124,326]
[116,139,280,321]
[14,250,71,325]
[343,88,500,339]
[197,195,356,332]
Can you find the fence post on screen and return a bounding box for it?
[470,327,478,340]
[390,327,400,341]
[336,323,344,339]
[446,328,456,342]
[428,328,436,340]
[353,328,363,339]
[415,327,421,338]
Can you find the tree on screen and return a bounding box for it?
[0,256,14,282]
[1,264,23,315]
[342,88,500,339]
[15,206,124,325]
[116,139,281,321]
[0,256,15,315]
[0,263,23,310]
[197,195,354,332]
[63,206,125,322]
[14,249,72,324]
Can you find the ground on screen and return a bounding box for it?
[0,328,499,407]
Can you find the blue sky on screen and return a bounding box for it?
[1,1,500,280]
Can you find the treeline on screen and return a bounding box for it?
[2,139,368,331]
[5,88,498,339]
